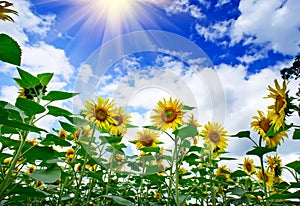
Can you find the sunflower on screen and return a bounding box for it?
[58,129,67,140]
[201,122,227,151]
[251,110,287,148]
[133,129,160,150]
[109,106,131,136]
[267,154,282,179]
[215,165,231,182]
[26,165,36,175]
[265,79,287,131]
[73,125,92,140]
[151,97,184,131]
[243,157,256,175]
[82,96,116,130]
[257,169,273,189]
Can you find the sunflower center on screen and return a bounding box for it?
[259,119,270,133]
[95,108,108,121]
[140,135,154,147]
[275,95,284,114]
[245,163,252,172]
[209,131,220,143]
[113,115,123,126]
[161,108,177,123]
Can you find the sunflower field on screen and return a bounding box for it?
[0,3,300,206]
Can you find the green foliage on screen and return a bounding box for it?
[0,33,21,66]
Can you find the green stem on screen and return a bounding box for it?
[258,136,268,206]
[209,149,216,206]
[72,124,96,206]
[174,135,179,205]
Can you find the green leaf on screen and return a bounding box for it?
[102,195,135,206]
[176,124,198,139]
[10,185,47,198]
[292,129,300,139]
[183,153,199,166]
[16,67,40,88]
[246,147,276,157]
[41,134,71,147]
[230,131,250,138]
[30,165,61,183]
[47,106,72,118]
[140,146,160,153]
[0,136,20,149]
[182,105,196,110]
[37,73,53,86]
[42,91,79,101]
[286,160,300,174]
[0,33,21,66]
[23,145,55,162]
[231,170,248,178]
[0,118,46,133]
[145,165,164,174]
[59,121,76,133]
[15,98,45,116]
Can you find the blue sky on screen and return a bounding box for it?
[0,0,300,170]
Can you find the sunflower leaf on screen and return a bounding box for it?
[30,165,61,183]
[230,131,250,138]
[102,195,135,206]
[246,146,276,157]
[42,91,79,102]
[15,98,45,116]
[59,121,76,133]
[16,67,40,88]
[292,129,300,139]
[47,106,72,118]
[286,160,300,174]
[176,124,198,139]
[0,33,21,66]
[37,73,53,86]
[182,105,196,110]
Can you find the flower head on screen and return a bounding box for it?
[201,122,227,151]
[257,169,274,188]
[151,97,184,131]
[82,97,116,130]
[265,79,287,131]
[109,106,131,136]
[58,129,67,140]
[133,129,160,150]
[215,165,231,182]
[251,110,287,148]
[267,154,282,178]
[26,165,36,175]
[243,157,256,175]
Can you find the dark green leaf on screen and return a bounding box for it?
[231,170,248,178]
[37,73,53,86]
[230,131,250,138]
[246,146,276,157]
[0,119,46,133]
[30,165,61,183]
[47,106,72,118]
[59,121,76,133]
[0,33,21,66]
[286,160,300,174]
[10,185,47,198]
[0,136,20,149]
[16,67,40,88]
[102,195,135,206]
[292,129,300,139]
[176,124,198,139]
[42,91,79,101]
[230,187,245,196]
[15,98,45,116]
[145,165,164,175]
[183,153,199,166]
[140,146,160,153]
[41,134,71,146]
[23,145,55,162]
[188,145,202,152]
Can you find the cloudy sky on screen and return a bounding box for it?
[0,0,299,171]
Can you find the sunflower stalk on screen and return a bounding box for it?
[72,124,96,206]
[258,135,269,206]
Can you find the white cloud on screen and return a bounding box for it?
[195,20,234,43]
[0,86,19,104]
[165,0,204,19]
[230,0,300,55]
[215,0,230,7]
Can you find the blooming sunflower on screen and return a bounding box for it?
[201,122,227,151]
[133,129,160,150]
[265,79,287,131]
[251,110,287,148]
[82,97,116,130]
[257,169,273,189]
[215,165,231,182]
[151,97,184,131]
[243,157,256,175]
[267,154,282,178]
[26,165,36,175]
[109,106,131,136]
